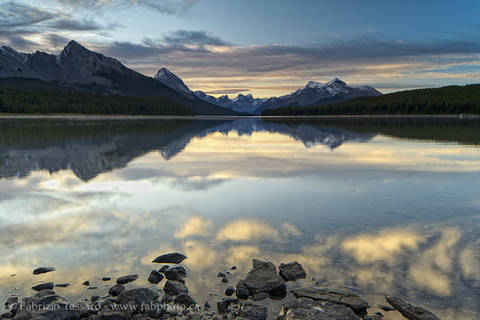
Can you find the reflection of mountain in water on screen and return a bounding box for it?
[1,117,479,181]
[0,119,375,181]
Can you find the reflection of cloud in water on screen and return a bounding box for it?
[174,215,214,238]
[216,219,280,242]
[342,229,425,264]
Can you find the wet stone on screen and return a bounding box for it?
[278,261,307,282]
[152,252,187,264]
[116,274,139,285]
[32,267,55,275]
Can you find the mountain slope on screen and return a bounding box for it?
[263,84,480,116]
[256,78,382,114]
[0,41,241,115]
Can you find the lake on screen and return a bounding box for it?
[0,117,479,319]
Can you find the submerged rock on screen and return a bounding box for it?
[225,287,235,296]
[152,252,187,264]
[116,274,139,285]
[243,259,286,300]
[278,299,361,320]
[278,261,306,282]
[385,296,440,320]
[291,287,369,314]
[32,267,55,275]
[55,283,70,288]
[31,282,54,291]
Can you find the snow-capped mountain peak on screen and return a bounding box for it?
[154,67,192,95]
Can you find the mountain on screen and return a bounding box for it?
[153,67,381,114]
[256,78,382,114]
[0,41,241,115]
[153,67,266,113]
[263,83,480,116]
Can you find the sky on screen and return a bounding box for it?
[1,0,480,97]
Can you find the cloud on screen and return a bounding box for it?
[163,30,228,46]
[0,2,55,28]
[53,0,198,15]
[205,89,250,95]
[46,18,104,31]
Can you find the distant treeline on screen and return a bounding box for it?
[0,87,194,115]
[263,84,480,116]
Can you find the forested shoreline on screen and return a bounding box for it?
[0,87,194,116]
[263,84,480,116]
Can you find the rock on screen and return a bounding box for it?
[116,288,159,309]
[174,294,197,308]
[231,266,237,270]
[109,284,126,297]
[99,310,127,320]
[204,301,211,310]
[243,259,286,300]
[378,304,395,312]
[116,274,139,285]
[32,282,54,291]
[91,295,100,302]
[82,281,90,286]
[239,302,268,320]
[364,313,384,320]
[217,272,226,278]
[292,287,369,314]
[385,296,440,320]
[235,280,250,300]
[278,299,361,320]
[87,286,98,290]
[164,280,188,296]
[225,287,235,296]
[102,277,112,281]
[221,277,229,283]
[55,283,70,288]
[152,252,187,264]
[217,298,238,314]
[147,270,164,284]
[32,267,55,275]
[161,295,173,304]
[5,296,18,307]
[159,265,170,273]
[164,266,187,282]
[278,261,306,282]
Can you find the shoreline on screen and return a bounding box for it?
[1,254,441,320]
[0,114,476,120]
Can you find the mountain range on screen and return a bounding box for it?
[154,68,382,114]
[1,40,381,115]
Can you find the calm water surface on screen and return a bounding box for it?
[0,118,479,319]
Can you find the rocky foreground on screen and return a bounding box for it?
[1,253,440,320]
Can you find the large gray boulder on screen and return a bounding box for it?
[243,259,286,300]
[278,299,361,320]
[292,287,369,314]
[278,261,306,282]
[385,296,440,320]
